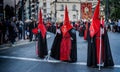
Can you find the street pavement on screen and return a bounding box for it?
[0,31,120,72]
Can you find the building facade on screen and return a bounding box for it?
[18,0,98,22]
[22,0,51,21]
[50,0,97,22]
[23,0,39,20]
[41,0,51,21]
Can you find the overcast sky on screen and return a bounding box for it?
[4,0,19,8]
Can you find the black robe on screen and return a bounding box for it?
[86,22,91,41]
[37,32,48,58]
[87,28,114,67]
[50,28,77,62]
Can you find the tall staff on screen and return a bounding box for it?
[88,0,114,69]
[99,16,103,70]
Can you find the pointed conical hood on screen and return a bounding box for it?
[38,9,47,39]
[64,5,70,25]
[61,5,72,37]
[89,0,100,37]
[93,0,100,20]
[39,8,43,24]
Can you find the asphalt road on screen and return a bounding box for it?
[0,31,120,72]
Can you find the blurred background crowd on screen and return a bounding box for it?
[0,17,120,45]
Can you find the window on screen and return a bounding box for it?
[32,0,36,2]
[27,7,29,9]
[73,15,76,19]
[61,14,63,19]
[31,9,35,12]
[55,0,58,2]
[31,4,35,7]
[61,4,64,11]
[44,9,46,13]
[43,3,46,7]
[44,15,46,18]
[72,5,76,11]
[0,7,3,13]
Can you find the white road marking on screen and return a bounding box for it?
[0,55,120,68]
[114,65,120,68]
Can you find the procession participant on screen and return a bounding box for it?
[32,9,48,59]
[50,6,77,62]
[87,0,114,68]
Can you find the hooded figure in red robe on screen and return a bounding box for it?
[87,0,114,67]
[50,6,77,62]
[32,9,48,58]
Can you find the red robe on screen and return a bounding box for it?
[84,22,88,40]
[60,32,71,60]
[87,0,114,67]
[59,5,73,61]
[32,9,47,58]
[95,28,105,64]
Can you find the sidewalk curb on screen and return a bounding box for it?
[0,34,51,50]
[0,40,32,50]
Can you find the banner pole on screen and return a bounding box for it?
[98,17,103,70]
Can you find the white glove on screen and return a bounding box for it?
[71,37,73,40]
[38,29,40,33]
[56,29,61,34]
[101,28,104,34]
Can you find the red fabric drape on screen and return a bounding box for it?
[38,9,46,39]
[89,0,105,64]
[60,32,71,60]
[95,30,105,64]
[32,28,38,35]
[84,22,88,40]
[32,9,46,39]
[89,0,100,38]
[61,5,72,37]
[60,5,72,60]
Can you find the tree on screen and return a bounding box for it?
[102,0,120,20]
[110,0,120,20]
